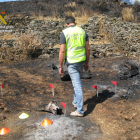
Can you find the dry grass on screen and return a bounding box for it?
[90,40,110,45]
[97,16,113,44]
[65,8,94,25]
[1,33,15,40]
[134,0,139,5]
[64,2,76,8]
[53,44,60,48]
[34,1,94,25]
[30,12,36,18]
[122,7,137,22]
[37,15,63,22]
[15,31,41,52]
[31,11,63,22]
[75,16,91,26]
[35,10,92,25]
[6,13,26,20]
[64,2,95,25]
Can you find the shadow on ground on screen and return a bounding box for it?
[84,90,115,116]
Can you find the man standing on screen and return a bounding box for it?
[59,16,90,117]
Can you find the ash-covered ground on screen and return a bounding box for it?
[0,54,140,140]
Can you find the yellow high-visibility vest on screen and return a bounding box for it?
[63,26,86,63]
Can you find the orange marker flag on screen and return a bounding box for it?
[0,127,10,135]
[1,11,6,14]
[49,84,54,96]
[41,119,53,126]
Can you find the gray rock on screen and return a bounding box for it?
[38,54,50,59]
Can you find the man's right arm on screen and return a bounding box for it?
[84,41,90,71]
[59,32,66,75]
[59,44,65,75]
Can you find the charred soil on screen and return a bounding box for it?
[0,55,140,140]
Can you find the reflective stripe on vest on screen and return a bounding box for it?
[66,46,85,51]
[63,26,86,63]
[68,53,86,59]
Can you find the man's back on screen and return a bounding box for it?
[63,25,86,64]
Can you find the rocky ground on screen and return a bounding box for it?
[0,53,140,140]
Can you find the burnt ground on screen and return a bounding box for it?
[0,55,140,140]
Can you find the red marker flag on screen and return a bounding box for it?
[61,102,66,109]
[49,84,54,96]
[111,81,117,93]
[1,85,4,88]
[92,85,97,90]
[92,85,98,97]
[111,81,117,86]
[49,84,53,89]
